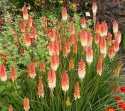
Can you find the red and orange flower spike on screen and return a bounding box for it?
[20,20,25,32]
[86,45,93,65]
[63,45,67,57]
[11,65,17,81]
[22,6,28,20]
[100,37,107,55]
[113,20,118,35]
[81,16,86,29]
[95,21,100,33]
[53,41,59,55]
[97,55,102,76]
[0,62,7,82]
[48,69,56,89]
[114,38,119,52]
[25,31,31,47]
[61,70,69,92]
[74,82,80,100]
[78,59,86,80]
[65,41,70,54]
[73,42,77,54]
[87,31,92,46]
[50,27,56,41]
[28,62,36,78]
[38,79,44,98]
[80,29,87,47]
[40,61,45,72]
[70,22,75,35]
[115,30,121,43]
[62,7,67,21]
[70,34,74,45]
[51,54,59,71]
[108,45,115,59]
[23,97,30,111]
[9,105,13,111]
[32,25,36,38]
[95,32,100,45]
[26,20,30,31]
[107,33,112,45]
[27,15,32,27]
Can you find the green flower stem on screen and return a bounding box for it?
[3,82,19,110]
[91,75,100,105]
[64,91,66,111]
[76,99,77,111]
[14,80,18,93]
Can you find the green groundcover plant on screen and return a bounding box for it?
[0,2,124,111]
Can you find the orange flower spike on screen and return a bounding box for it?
[81,16,86,29]
[114,38,119,52]
[86,45,93,65]
[63,45,67,57]
[62,7,67,21]
[28,62,36,78]
[9,105,13,111]
[65,41,70,54]
[95,21,100,33]
[80,29,87,47]
[49,41,54,56]
[114,62,122,78]
[38,79,44,98]
[107,33,112,45]
[50,27,56,41]
[108,45,115,59]
[74,82,80,100]
[48,69,56,89]
[100,22,105,37]
[23,97,30,111]
[69,58,74,70]
[25,31,31,47]
[27,15,32,27]
[73,42,77,54]
[0,62,7,82]
[20,20,25,32]
[104,21,108,36]
[40,61,45,72]
[51,54,59,71]
[115,30,121,43]
[11,65,17,81]
[53,41,59,55]
[95,32,100,45]
[100,37,107,55]
[22,6,28,20]
[32,25,37,38]
[78,59,86,80]
[70,34,74,45]
[26,20,31,31]
[87,31,92,46]
[70,22,75,35]
[97,55,102,76]
[74,32,77,42]
[61,70,69,92]
[113,20,118,35]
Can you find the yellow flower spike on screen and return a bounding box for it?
[66,97,71,106]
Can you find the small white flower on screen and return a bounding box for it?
[86,12,90,16]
